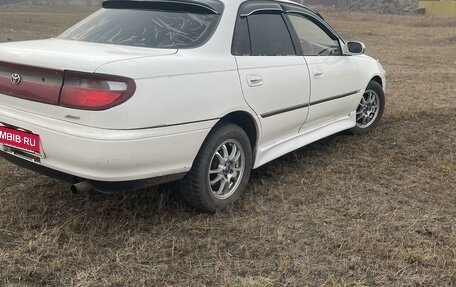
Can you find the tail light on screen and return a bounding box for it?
[59,71,136,110]
[0,61,136,110]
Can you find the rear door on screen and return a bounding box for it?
[233,2,311,147]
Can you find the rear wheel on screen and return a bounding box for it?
[180,123,252,212]
[349,81,385,135]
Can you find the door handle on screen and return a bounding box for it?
[246,75,264,87]
[314,72,324,79]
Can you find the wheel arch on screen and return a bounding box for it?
[217,111,259,149]
[371,75,383,87]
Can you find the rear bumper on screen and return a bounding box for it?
[0,151,186,191]
[0,104,216,182]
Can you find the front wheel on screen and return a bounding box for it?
[180,123,252,212]
[349,81,385,135]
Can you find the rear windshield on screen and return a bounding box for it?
[58,9,220,49]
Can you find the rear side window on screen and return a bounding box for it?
[248,13,296,56]
[232,13,296,56]
[59,9,220,49]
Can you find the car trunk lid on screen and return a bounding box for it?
[0,62,64,105]
[0,38,177,72]
[0,38,176,113]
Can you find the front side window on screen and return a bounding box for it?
[59,9,220,49]
[288,14,341,56]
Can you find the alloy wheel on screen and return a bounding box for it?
[356,89,380,128]
[208,139,245,200]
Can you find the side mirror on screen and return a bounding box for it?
[346,41,365,55]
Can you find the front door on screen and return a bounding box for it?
[286,12,360,131]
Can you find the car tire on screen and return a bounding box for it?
[349,80,385,135]
[180,122,252,212]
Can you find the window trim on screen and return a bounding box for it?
[281,11,303,56]
[231,16,251,56]
[279,2,344,43]
[238,1,284,17]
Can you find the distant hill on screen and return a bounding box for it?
[0,0,102,6]
[295,0,419,14]
[342,0,418,13]
[0,0,27,4]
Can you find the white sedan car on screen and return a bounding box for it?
[0,0,385,212]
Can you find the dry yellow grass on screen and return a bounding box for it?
[0,7,455,287]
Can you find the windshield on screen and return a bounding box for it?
[59,9,220,49]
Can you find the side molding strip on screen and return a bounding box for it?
[310,90,359,106]
[261,102,310,118]
[260,90,359,118]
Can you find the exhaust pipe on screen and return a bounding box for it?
[71,181,93,194]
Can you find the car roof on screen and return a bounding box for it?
[102,0,323,19]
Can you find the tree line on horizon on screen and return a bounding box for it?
[0,0,102,5]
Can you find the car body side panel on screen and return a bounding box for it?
[300,55,360,132]
[253,55,386,169]
[235,56,311,147]
[94,52,250,129]
[254,112,356,169]
[355,55,386,90]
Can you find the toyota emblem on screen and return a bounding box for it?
[11,73,22,85]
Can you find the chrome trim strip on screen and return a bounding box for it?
[126,118,220,130]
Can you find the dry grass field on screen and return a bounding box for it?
[0,6,455,287]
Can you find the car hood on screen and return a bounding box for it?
[0,38,177,73]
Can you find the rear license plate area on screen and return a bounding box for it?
[0,126,42,161]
